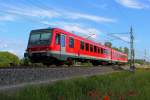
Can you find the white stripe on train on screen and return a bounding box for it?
[30,50,127,63]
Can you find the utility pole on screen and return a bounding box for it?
[144,49,147,65]
[130,26,135,72]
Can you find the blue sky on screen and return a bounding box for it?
[0,0,150,60]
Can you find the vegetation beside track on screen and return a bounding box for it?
[1,69,150,100]
[0,52,20,67]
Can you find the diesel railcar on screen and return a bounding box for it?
[24,28,128,66]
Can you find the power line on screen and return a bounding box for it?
[100,30,130,44]
[108,33,130,43]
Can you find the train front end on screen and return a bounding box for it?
[24,28,55,64]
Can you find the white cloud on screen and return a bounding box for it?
[66,12,116,23]
[1,4,60,19]
[116,0,149,9]
[63,25,99,37]
[0,3,115,24]
[0,14,16,22]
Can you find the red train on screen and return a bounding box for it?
[24,27,128,66]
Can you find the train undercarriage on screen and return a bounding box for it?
[25,51,126,67]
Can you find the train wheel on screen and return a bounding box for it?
[91,60,100,66]
[101,62,107,65]
[43,62,52,67]
[92,62,99,66]
[55,61,64,66]
[66,58,75,67]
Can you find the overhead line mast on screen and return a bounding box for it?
[130,26,135,72]
[108,27,135,72]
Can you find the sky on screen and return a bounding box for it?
[0,0,150,60]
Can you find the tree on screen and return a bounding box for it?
[134,59,145,65]
[124,47,129,55]
[104,42,112,48]
[0,51,20,67]
[118,47,124,52]
[20,57,31,66]
[112,47,119,51]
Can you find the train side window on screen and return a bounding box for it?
[104,49,107,54]
[105,49,109,54]
[101,48,104,54]
[85,43,89,51]
[56,34,60,45]
[116,53,118,58]
[94,46,97,53]
[80,41,84,50]
[104,49,106,54]
[98,48,100,54]
[69,37,74,48]
[90,45,93,52]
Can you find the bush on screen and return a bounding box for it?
[0,51,20,67]
[20,58,31,66]
[20,58,46,67]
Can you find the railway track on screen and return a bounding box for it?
[0,65,125,92]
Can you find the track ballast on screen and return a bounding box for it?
[0,65,124,91]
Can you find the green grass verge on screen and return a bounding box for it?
[1,69,150,100]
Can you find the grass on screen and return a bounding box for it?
[1,69,150,100]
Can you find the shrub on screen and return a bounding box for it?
[20,58,31,66]
[0,51,20,67]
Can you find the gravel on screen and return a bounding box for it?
[0,66,117,91]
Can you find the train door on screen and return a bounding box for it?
[60,34,66,57]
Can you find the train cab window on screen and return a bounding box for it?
[69,37,74,48]
[85,43,89,51]
[90,45,93,52]
[98,48,100,54]
[80,41,84,50]
[56,34,60,45]
[94,46,97,53]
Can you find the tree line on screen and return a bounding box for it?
[104,42,129,55]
